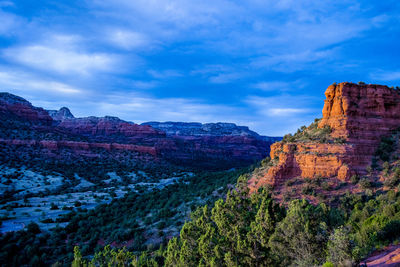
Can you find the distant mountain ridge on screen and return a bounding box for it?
[0,92,281,170]
[47,107,74,121]
[142,121,280,140]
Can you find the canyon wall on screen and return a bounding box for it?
[249,82,400,191]
[0,92,278,169]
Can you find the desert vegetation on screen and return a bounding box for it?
[69,177,400,267]
[281,119,337,144]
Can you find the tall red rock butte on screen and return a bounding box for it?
[248,82,400,192]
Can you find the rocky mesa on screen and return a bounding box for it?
[249,82,400,191]
[0,92,279,170]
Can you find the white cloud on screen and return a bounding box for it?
[0,1,14,7]
[2,34,121,76]
[209,73,241,84]
[0,10,22,35]
[190,64,243,84]
[98,93,242,123]
[371,70,400,81]
[107,29,150,50]
[190,64,229,75]
[246,95,318,116]
[91,0,235,30]
[245,94,321,135]
[251,80,307,92]
[251,81,291,91]
[132,80,159,89]
[250,49,337,72]
[269,108,309,116]
[0,69,83,95]
[148,69,183,79]
[4,45,117,76]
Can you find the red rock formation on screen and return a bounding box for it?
[0,93,52,125]
[249,82,400,191]
[58,117,165,140]
[0,139,157,156]
[0,92,277,169]
[319,83,400,140]
[364,244,400,266]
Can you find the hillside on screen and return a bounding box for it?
[0,92,279,171]
[4,83,400,266]
[151,82,400,267]
[248,82,400,204]
[0,92,278,266]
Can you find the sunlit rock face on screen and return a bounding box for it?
[249,82,400,191]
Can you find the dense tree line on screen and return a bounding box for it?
[70,174,400,267]
[161,180,400,266]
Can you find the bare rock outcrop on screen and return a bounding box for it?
[0,92,53,125]
[0,92,279,169]
[47,107,74,121]
[249,82,400,191]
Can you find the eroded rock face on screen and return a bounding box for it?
[0,92,278,169]
[142,121,271,138]
[58,116,165,142]
[0,92,53,125]
[319,82,400,140]
[249,82,400,191]
[47,107,74,121]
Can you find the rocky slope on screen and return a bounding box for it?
[47,107,75,121]
[0,92,279,170]
[142,121,279,140]
[364,244,400,267]
[0,92,53,125]
[248,82,400,192]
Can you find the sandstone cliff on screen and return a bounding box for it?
[248,82,400,192]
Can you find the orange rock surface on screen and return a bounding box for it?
[249,82,400,191]
[364,244,400,267]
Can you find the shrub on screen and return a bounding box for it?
[322,181,331,191]
[27,222,41,234]
[285,178,296,187]
[378,220,400,242]
[384,175,400,188]
[334,138,346,144]
[326,227,354,266]
[375,136,395,162]
[260,157,271,167]
[366,166,373,174]
[40,218,54,223]
[350,175,359,185]
[359,178,372,189]
[301,184,315,196]
[282,133,296,143]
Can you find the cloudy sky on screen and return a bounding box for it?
[0,1,399,135]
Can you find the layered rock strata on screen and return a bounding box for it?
[249,82,400,190]
[0,92,278,169]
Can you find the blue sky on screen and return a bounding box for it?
[0,1,400,135]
